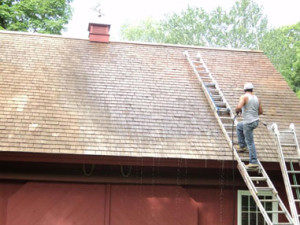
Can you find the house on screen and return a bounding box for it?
[0,23,299,225]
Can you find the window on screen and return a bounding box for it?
[238,190,278,225]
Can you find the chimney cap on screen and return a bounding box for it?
[88,23,111,32]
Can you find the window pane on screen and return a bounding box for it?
[265,202,272,211]
[242,212,249,225]
[249,197,256,211]
[242,195,249,211]
[267,213,272,221]
[250,213,256,225]
[258,213,265,225]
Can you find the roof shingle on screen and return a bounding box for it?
[0,31,299,162]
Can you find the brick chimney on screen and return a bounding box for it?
[88,23,110,43]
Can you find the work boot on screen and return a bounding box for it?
[235,145,248,152]
[245,163,259,169]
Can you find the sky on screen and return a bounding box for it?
[63,0,300,40]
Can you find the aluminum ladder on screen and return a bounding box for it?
[184,50,294,225]
[272,123,300,225]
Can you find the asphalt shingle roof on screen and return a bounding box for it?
[0,31,299,162]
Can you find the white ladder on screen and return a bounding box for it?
[184,51,294,225]
[272,123,300,225]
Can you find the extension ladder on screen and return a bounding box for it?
[272,123,300,225]
[184,51,294,225]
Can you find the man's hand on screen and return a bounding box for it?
[235,108,242,115]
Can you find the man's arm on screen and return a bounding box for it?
[258,99,263,115]
[235,95,246,114]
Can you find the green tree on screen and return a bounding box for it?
[293,45,300,97]
[121,17,164,43]
[260,22,300,96]
[225,0,268,49]
[121,0,268,49]
[0,0,73,34]
[160,7,210,46]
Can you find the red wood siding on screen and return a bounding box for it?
[0,182,251,225]
[0,183,23,225]
[5,183,106,225]
[110,185,198,225]
[186,186,237,225]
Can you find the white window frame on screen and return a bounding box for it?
[237,190,278,225]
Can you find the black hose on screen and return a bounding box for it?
[83,164,95,176]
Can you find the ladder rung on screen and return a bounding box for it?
[211,95,222,99]
[284,156,300,161]
[279,131,294,134]
[287,170,300,174]
[192,60,202,63]
[209,91,220,95]
[200,77,212,81]
[250,177,267,181]
[213,98,223,102]
[218,110,230,116]
[260,199,278,202]
[256,187,273,191]
[291,185,300,188]
[207,89,219,94]
[200,77,212,80]
[205,82,215,87]
[281,144,297,147]
[273,223,293,225]
[219,116,234,120]
[294,199,300,202]
[217,108,230,112]
[266,210,285,214]
[215,102,227,107]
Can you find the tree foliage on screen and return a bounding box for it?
[0,0,72,34]
[121,17,164,43]
[294,45,300,98]
[225,0,268,49]
[160,7,210,46]
[260,22,300,96]
[121,0,300,98]
[121,0,268,49]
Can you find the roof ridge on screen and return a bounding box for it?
[0,30,263,53]
[112,40,263,53]
[0,30,87,41]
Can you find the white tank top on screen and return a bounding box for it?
[242,93,259,124]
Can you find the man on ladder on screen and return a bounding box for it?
[235,82,263,169]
